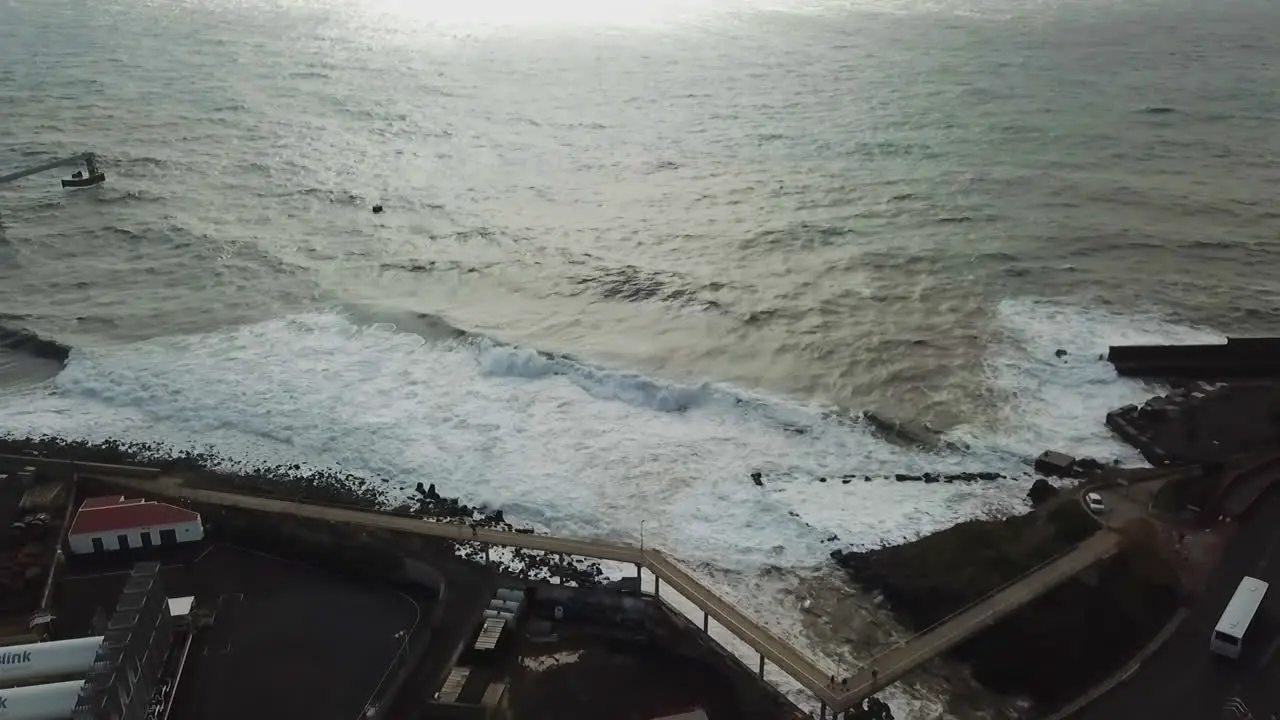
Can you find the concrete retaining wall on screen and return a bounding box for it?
[373,559,447,716]
[1108,338,1280,378]
[647,600,809,720]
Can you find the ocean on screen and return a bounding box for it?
[2,0,1278,715]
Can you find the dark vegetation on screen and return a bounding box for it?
[833,495,1180,712]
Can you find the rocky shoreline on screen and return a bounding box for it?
[0,434,607,587]
[5,369,1266,720]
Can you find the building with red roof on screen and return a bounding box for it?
[67,496,204,555]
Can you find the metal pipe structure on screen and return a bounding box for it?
[0,154,99,186]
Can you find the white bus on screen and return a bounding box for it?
[1210,576,1269,659]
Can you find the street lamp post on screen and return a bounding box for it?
[638,519,647,584]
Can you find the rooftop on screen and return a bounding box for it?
[69,497,199,536]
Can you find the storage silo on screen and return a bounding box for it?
[0,680,85,720]
[0,638,103,685]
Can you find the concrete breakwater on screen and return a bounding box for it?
[1108,338,1280,380]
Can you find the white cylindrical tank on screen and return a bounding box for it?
[0,680,84,720]
[0,637,102,685]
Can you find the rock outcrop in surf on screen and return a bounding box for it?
[0,324,71,387]
[0,324,71,365]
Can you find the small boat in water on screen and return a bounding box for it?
[61,169,106,188]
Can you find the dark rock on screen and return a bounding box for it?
[0,435,605,588]
[848,696,895,720]
[751,472,764,487]
[818,476,827,483]
[894,473,918,482]
[1074,457,1106,476]
[1027,478,1059,507]
[1035,450,1077,478]
[842,478,852,485]
[372,204,384,214]
[862,410,942,449]
[976,472,1001,481]
[922,473,939,484]
[1055,348,1068,359]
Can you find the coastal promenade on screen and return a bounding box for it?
[0,454,1120,716]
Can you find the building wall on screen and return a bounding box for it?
[67,520,203,555]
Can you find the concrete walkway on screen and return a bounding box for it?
[827,531,1121,711]
[3,454,1124,716]
[94,472,848,705]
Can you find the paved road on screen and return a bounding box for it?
[1072,482,1280,720]
[1221,454,1280,519]
[829,531,1121,711]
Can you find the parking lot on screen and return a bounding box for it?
[57,543,422,720]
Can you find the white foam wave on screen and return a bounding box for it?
[949,297,1223,464]
[476,344,713,413]
[0,300,1221,718]
[0,311,1034,567]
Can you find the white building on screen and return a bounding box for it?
[0,637,102,686]
[0,680,85,720]
[66,497,203,555]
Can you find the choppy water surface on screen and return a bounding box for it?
[2,0,1277,715]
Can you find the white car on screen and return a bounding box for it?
[1085,492,1105,513]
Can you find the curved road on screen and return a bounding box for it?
[1071,484,1280,720]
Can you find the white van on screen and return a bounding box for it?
[1211,576,1268,658]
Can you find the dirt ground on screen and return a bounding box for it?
[507,632,745,720]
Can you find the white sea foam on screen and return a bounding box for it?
[0,298,1219,718]
[0,310,1044,565]
[951,297,1223,464]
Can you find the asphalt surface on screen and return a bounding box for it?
[167,545,419,720]
[1073,484,1280,720]
[98,472,1123,713]
[101,474,841,705]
